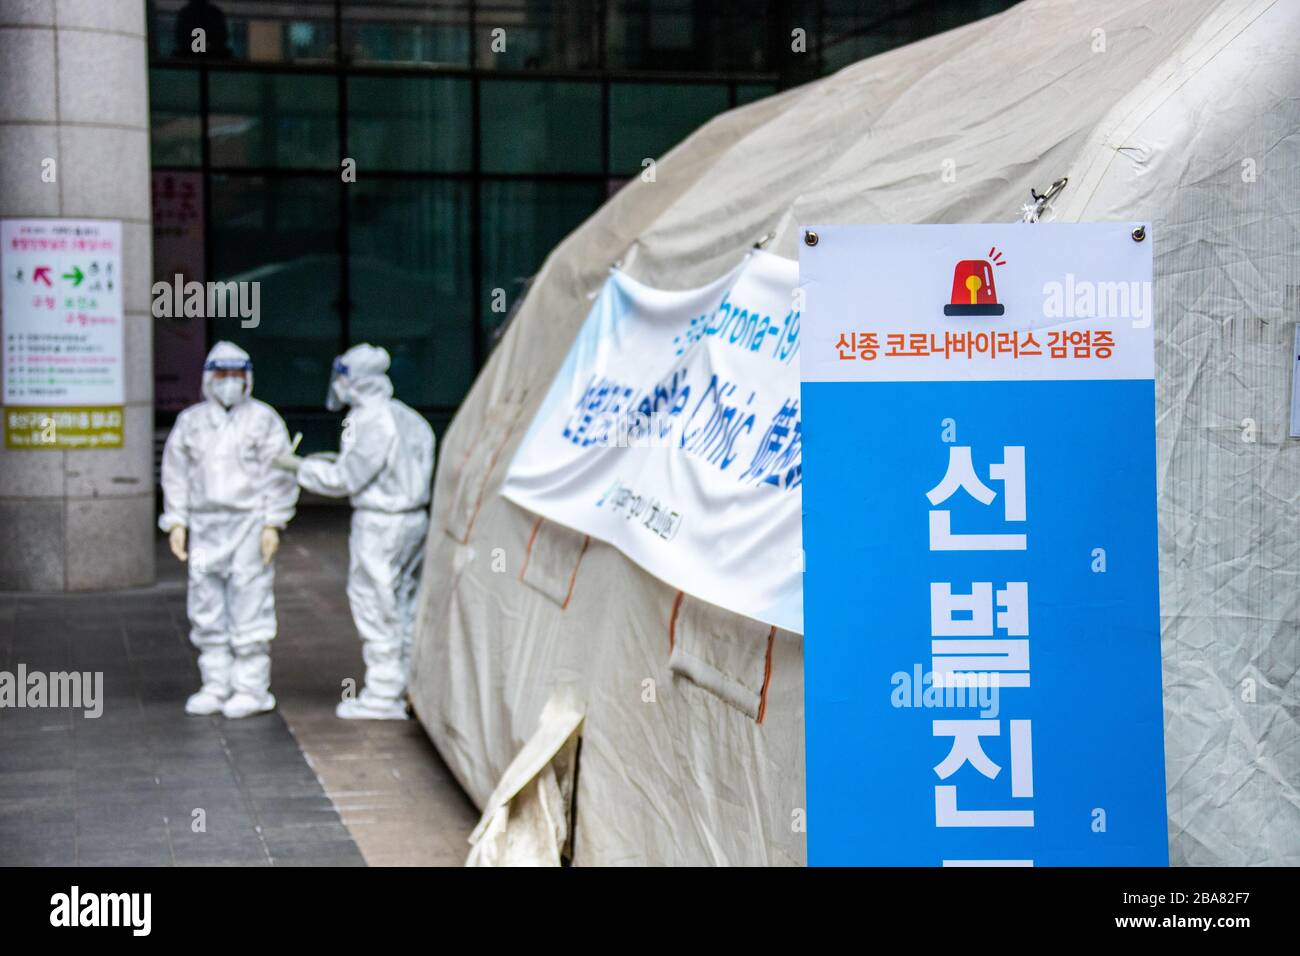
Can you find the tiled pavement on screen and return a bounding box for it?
[0,506,479,866]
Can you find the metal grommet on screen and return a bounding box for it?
[804,230,819,247]
[1131,225,1147,242]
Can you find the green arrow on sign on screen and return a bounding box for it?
[63,266,84,286]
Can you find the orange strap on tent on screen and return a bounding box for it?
[561,536,590,610]
[756,628,776,725]
[518,517,544,581]
[518,517,589,611]
[668,591,684,653]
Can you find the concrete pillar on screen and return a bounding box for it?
[0,0,154,590]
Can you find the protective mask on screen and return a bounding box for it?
[326,377,350,412]
[212,377,245,408]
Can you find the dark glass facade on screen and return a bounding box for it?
[147,0,1017,442]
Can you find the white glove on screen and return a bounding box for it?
[272,454,303,473]
[168,525,188,562]
[260,526,280,565]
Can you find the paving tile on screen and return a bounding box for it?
[0,820,76,845]
[241,773,330,799]
[0,711,74,736]
[76,824,171,856]
[0,508,476,867]
[77,845,174,867]
[345,823,467,867]
[0,745,74,772]
[0,829,77,866]
[264,840,366,866]
[75,773,161,798]
[260,821,354,847]
[155,758,234,779]
[168,830,267,861]
[0,798,74,827]
[0,769,75,797]
[175,860,271,868]
[249,794,337,824]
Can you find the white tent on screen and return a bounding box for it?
[409,0,1300,865]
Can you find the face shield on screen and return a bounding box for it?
[326,357,349,412]
[203,354,252,408]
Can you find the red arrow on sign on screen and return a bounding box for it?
[34,266,52,286]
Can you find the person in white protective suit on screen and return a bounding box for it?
[160,341,298,718]
[273,344,434,720]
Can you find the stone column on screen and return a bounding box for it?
[0,0,154,590]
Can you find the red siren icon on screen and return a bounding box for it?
[944,247,1006,316]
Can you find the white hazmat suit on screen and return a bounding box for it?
[279,344,434,719]
[160,342,298,718]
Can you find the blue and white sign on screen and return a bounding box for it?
[799,224,1167,866]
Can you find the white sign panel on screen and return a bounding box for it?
[2,218,124,449]
[800,223,1166,866]
[500,250,804,633]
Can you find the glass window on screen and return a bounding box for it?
[735,83,777,106]
[819,0,904,74]
[281,412,348,457]
[423,411,452,443]
[479,80,602,174]
[209,175,341,408]
[608,82,728,174]
[346,76,472,173]
[817,0,1020,72]
[342,1,471,67]
[209,71,338,169]
[349,178,475,407]
[605,0,770,72]
[479,180,604,336]
[705,3,771,72]
[153,0,338,63]
[149,0,183,59]
[473,0,600,71]
[605,0,694,71]
[149,68,202,168]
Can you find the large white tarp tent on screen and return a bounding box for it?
[409,0,1300,865]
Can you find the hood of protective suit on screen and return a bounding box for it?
[201,341,253,408]
[327,343,394,410]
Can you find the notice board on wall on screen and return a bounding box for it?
[799,223,1167,866]
[2,218,124,450]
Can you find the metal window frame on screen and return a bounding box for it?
[148,0,792,424]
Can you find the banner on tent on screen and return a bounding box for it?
[800,223,1167,866]
[500,250,804,633]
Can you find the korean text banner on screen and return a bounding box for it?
[500,250,803,633]
[800,224,1167,865]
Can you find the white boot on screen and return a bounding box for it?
[225,640,274,718]
[186,687,230,715]
[336,691,408,721]
[187,646,233,715]
[223,691,276,718]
